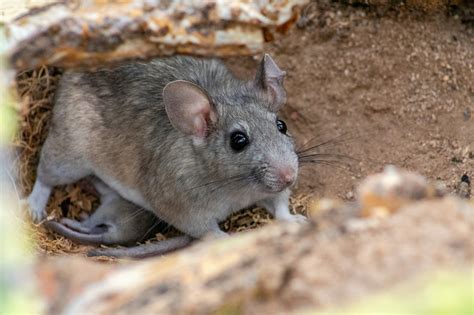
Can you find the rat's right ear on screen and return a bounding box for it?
[163,80,217,138]
[254,54,287,112]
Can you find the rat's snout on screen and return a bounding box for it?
[264,162,297,192]
[276,166,296,186]
[261,153,298,192]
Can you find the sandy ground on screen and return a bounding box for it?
[228,2,473,200]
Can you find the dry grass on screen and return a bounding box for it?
[14,66,311,258]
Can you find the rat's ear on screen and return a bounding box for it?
[163,80,217,138]
[254,54,287,112]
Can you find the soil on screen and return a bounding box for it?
[227,2,474,200]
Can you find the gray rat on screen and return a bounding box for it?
[26,54,306,257]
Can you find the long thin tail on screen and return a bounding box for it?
[87,235,193,259]
[44,220,106,245]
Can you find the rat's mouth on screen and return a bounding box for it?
[253,167,297,193]
[261,181,292,193]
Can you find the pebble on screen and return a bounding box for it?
[345,191,354,199]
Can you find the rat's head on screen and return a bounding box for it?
[163,54,298,194]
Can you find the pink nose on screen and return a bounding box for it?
[277,166,296,185]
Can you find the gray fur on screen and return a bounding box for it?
[27,54,305,256]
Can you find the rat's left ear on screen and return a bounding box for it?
[254,54,287,112]
[163,80,217,139]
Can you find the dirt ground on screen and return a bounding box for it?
[228,2,473,200]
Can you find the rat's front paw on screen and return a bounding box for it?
[21,198,46,223]
[202,229,230,241]
[276,213,309,224]
[287,213,309,223]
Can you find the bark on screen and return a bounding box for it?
[4,0,308,71]
[36,169,474,315]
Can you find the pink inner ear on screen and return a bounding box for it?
[193,115,207,138]
[163,80,216,138]
[189,100,212,138]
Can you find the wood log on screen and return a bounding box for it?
[37,182,473,314]
[3,0,308,70]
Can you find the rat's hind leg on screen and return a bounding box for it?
[46,181,160,246]
[27,177,53,222]
[27,137,91,222]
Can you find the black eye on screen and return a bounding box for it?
[230,131,249,152]
[276,119,287,134]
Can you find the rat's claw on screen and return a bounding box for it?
[20,198,46,223]
[286,213,309,224]
[275,211,309,224]
[78,212,90,220]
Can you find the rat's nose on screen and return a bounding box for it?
[277,166,296,186]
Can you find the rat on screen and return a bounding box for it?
[26,54,306,257]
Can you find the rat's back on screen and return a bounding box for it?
[47,56,238,200]
[53,57,234,137]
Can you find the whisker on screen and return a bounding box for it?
[298,157,352,165]
[186,162,269,193]
[119,207,147,224]
[296,132,369,155]
[206,168,268,195]
[297,153,358,162]
[186,172,254,192]
[298,160,353,172]
[296,132,350,154]
[231,161,265,166]
[140,218,160,241]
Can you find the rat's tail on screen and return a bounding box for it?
[87,235,193,259]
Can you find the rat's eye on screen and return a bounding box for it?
[276,119,287,134]
[230,131,249,152]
